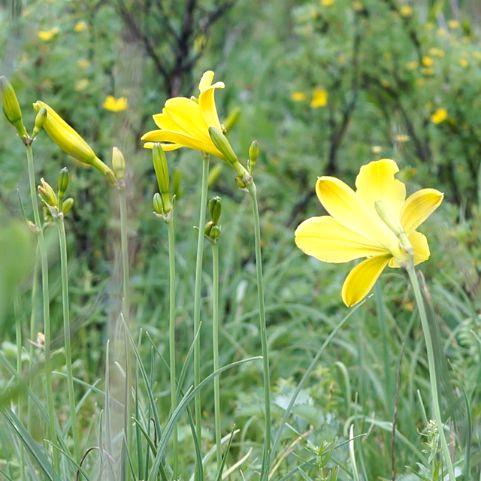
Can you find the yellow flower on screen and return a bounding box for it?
[422,56,434,67]
[448,19,460,29]
[431,108,448,124]
[429,47,445,58]
[74,21,87,32]
[459,58,469,68]
[102,95,128,112]
[77,58,90,70]
[399,5,413,17]
[295,159,443,306]
[321,0,334,6]
[141,70,226,158]
[38,27,59,41]
[310,88,328,108]
[395,134,410,143]
[291,91,307,102]
[32,101,114,181]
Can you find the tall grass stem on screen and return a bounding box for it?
[212,241,221,468]
[57,215,79,460]
[247,182,271,481]
[406,262,455,481]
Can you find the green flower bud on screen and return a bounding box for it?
[223,107,241,133]
[152,143,169,194]
[248,140,259,173]
[208,196,222,224]
[0,76,27,139]
[32,106,47,139]
[62,197,74,215]
[57,167,69,198]
[153,192,164,216]
[112,146,126,181]
[208,127,238,166]
[204,221,221,242]
[38,178,57,208]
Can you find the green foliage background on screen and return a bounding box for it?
[1,0,481,479]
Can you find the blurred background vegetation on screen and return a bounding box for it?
[1,0,481,479]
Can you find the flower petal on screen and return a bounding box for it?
[401,188,443,233]
[164,97,210,140]
[295,216,388,263]
[198,70,225,93]
[199,81,224,131]
[342,255,391,307]
[153,110,184,132]
[316,176,400,252]
[141,129,220,156]
[355,159,406,215]
[389,231,430,268]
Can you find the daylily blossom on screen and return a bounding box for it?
[295,159,443,307]
[141,71,225,158]
[103,95,128,112]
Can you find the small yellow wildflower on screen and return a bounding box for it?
[291,91,307,102]
[422,56,434,67]
[75,79,90,92]
[395,134,410,143]
[459,58,469,68]
[429,48,445,58]
[448,19,460,29]
[399,5,413,17]
[321,0,334,6]
[74,21,88,33]
[77,58,90,70]
[431,108,448,124]
[310,88,328,108]
[405,60,418,70]
[38,27,59,42]
[295,159,443,306]
[103,96,128,112]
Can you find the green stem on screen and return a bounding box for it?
[167,215,178,476]
[212,242,221,468]
[118,185,130,320]
[247,182,271,481]
[193,155,209,456]
[406,262,455,481]
[25,144,57,467]
[14,296,26,481]
[27,249,38,432]
[57,215,79,460]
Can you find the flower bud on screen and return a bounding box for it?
[152,143,169,194]
[204,221,221,242]
[0,76,27,138]
[32,107,47,139]
[208,127,238,166]
[38,178,57,208]
[57,167,69,198]
[248,140,259,173]
[153,192,164,215]
[223,107,241,133]
[112,147,126,181]
[62,197,74,215]
[33,100,115,182]
[208,196,222,224]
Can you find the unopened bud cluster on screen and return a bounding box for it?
[38,167,74,221]
[152,143,173,220]
[204,196,222,243]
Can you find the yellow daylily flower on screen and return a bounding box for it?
[38,28,59,41]
[74,21,87,32]
[431,108,448,124]
[291,91,307,102]
[141,70,225,159]
[103,95,128,112]
[33,100,115,181]
[295,159,443,307]
[310,88,328,108]
[399,5,413,17]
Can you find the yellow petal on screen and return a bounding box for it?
[143,141,182,151]
[401,188,443,233]
[198,70,224,93]
[164,97,209,140]
[141,129,220,157]
[342,255,391,307]
[355,159,406,215]
[316,177,399,252]
[199,79,224,130]
[295,216,388,263]
[153,110,183,131]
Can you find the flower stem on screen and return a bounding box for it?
[57,214,79,461]
[247,182,271,481]
[25,144,57,468]
[193,155,210,457]
[212,241,221,468]
[167,214,178,477]
[406,262,455,481]
[118,185,130,320]
[27,250,38,432]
